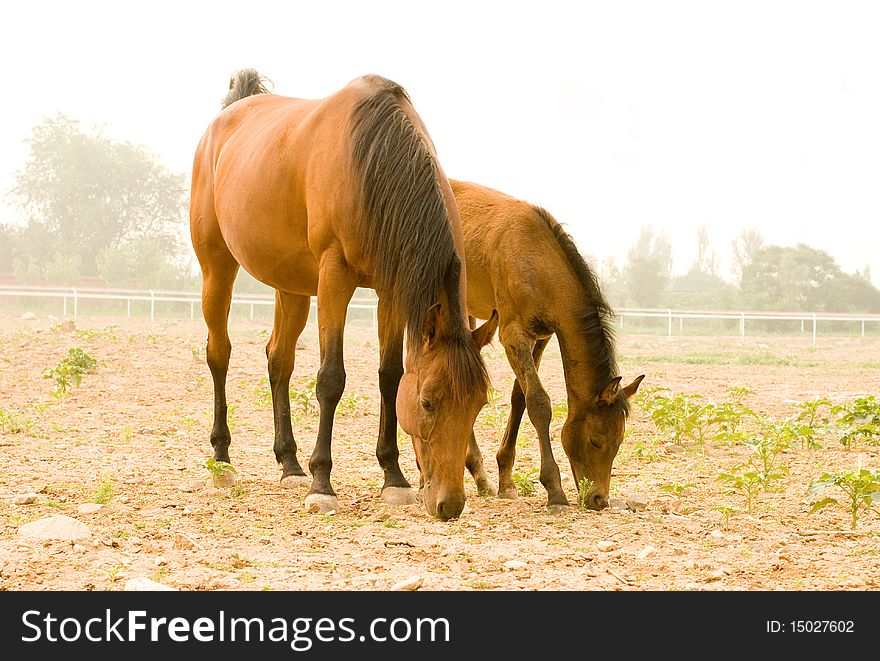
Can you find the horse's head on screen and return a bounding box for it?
[561,374,645,510]
[397,306,498,520]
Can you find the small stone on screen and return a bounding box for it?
[702,569,726,582]
[155,556,169,566]
[597,540,617,552]
[503,560,528,571]
[636,545,658,560]
[709,530,725,540]
[179,479,205,493]
[72,544,87,554]
[60,319,76,332]
[608,497,626,509]
[173,534,202,551]
[584,564,601,577]
[124,577,176,592]
[390,575,423,591]
[626,494,648,512]
[18,515,91,542]
[13,493,38,505]
[77,503,105,515]
[182,506,194,515]
[664,444,685,454]
[20,312,37,321]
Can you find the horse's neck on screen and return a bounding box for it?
[555,321,603,411]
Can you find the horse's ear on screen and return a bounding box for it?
[422,302,444,347]
[622,375,645,400]
[597,376,623,407]
[471,310,499,349]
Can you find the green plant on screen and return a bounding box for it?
[716,469,763,515]
[808,468,880,529]
[92,474,113,504]
[204,458,237,478]
[512,468,538,497]
[643,390,714,446]
[631,439,660,462]
[577,477,594,511]
[43,347,98,396]
[289,378,317,418]
[711,504,737,530]
[0,408,33,434]
[337,392,367,417]
[481,386,510,441]
[831,396,880,448]
[660,481,695,499]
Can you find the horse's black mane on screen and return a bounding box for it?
[532,207,627,412]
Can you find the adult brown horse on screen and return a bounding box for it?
[453,180,644,511]
[191,71,496,520]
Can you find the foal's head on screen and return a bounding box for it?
[562,375,645,510]
[397,306,497,520]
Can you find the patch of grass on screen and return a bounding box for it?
[382,518,402,529]
[337,392,368,417]
[469,579,494,590]
[0,408,33,434]
[577,477,594,511]
[92,474,113,504]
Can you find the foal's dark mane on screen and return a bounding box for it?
[532,206,627,412]
[350,76,487,401]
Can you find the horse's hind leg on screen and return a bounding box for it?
[267,290,311,486]
[376,297,416,505]
[305,252,357,514]
[199,252,239,472]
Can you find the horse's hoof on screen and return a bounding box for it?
[381,487,417,506]
[497,487,518,500]
[305,493,339,514]
[547,503,569,515]
[280,475,310,489]
[477,483,497,497]
[210,472,236,488]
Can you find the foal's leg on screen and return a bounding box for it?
[497,333,566,508]
[305,254,357,514]
[464,316,496,496]
[496,338,549,498]
[200,255,239,473]
[375,297,416,505]
[266,290,311,486]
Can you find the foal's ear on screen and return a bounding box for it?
[471,310,499,349]
[422,302,444,347]
[596,376,623,407]
[622,374,646,400]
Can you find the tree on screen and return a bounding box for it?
[693,225,718,276]
[731,227,764,281]
[740,243,880,312]
[6,114,190,286]
[623,226,672,307]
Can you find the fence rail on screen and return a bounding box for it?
[2,285,879,345]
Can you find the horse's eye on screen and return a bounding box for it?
[590,438,602,449]
[421,399,435,412]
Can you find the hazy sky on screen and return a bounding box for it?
[2,1,879,284]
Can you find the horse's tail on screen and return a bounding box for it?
[221,69,272,109]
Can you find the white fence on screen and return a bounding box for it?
[2,285,879,345]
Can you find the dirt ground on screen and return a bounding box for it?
[1,314,878,591]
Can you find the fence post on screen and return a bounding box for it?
[862,319,865,337]
[740,312,745,345]
[191,301,195,320]
[63,295,67,318]
[619,313,624,330]
[812,313,817,346]
[372,303,378,331]
[667,309,672,339]
[149,290,155,323]
[72,288,78,321]
[127,298,131,318]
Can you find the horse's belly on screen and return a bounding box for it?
[224,223,320,295]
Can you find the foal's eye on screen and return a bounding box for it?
[590,438,602,449]
[421,399,435,412]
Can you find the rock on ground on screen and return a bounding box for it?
[13,493,38,505]
[390,575,423,591]
[597,540,617,552]
[17,515,91,542]
[124,577,177,591]
[626,494,649,512]
[77,503,105,515]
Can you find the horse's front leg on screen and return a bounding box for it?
[499,330,566,510]
[266,290,311,487]
[305,254,357,514]
[375,296,417,505]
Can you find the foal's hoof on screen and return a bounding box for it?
[547,503,570,515]
[280,475,310,490]
[210,472,236,488]
[476,482,497,498]
[305,493,339,514]
[498,487,518,500]
[381,487,418,506]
